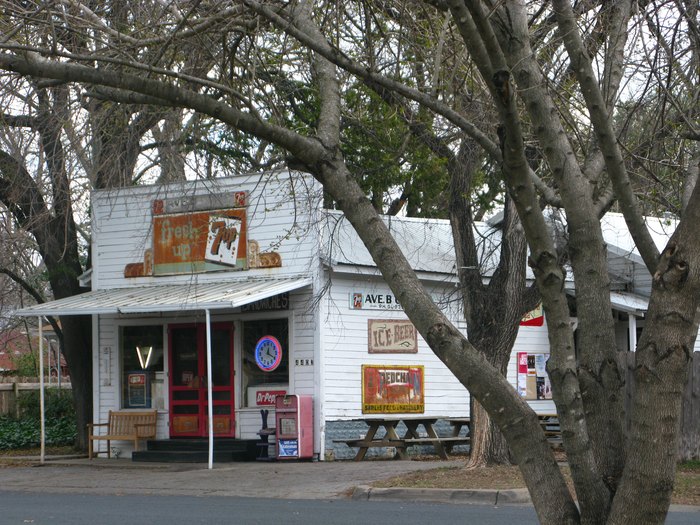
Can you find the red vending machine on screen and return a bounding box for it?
[275,394,314,460]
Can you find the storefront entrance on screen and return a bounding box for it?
[168,323,235,437]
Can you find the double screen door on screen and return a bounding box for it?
[168,323,235,437]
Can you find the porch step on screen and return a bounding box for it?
[132,438,258,462]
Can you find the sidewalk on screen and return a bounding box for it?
[0,455,521,505]
[1,455,698,514]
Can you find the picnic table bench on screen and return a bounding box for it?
[88,409,158,459]
[334,417,470,461]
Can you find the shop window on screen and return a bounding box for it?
[242,318,289,406]
[121,326,165,410]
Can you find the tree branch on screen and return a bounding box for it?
[551,0,660,272]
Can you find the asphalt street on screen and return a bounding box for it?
[0,457,698,524]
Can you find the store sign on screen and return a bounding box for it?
[362,365,424,414]
[368,319,418,353]
[255,389,287,406]
[152,209,247,275]
[350,292,402,311]
[520,304,544,326]
[241,293,289,312]
[124,191,284,278]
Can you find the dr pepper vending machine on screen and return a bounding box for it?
[275,394,313,460]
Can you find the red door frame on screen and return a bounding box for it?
[168,322,235,438]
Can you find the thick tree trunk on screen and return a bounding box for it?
[448,143,527,469]
[59,316,92,450]
[608,192,700,523]
[467,399,511,468]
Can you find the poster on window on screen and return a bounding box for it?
[517,352,552,400]
[127,372,148,407]
[362,365,424,413]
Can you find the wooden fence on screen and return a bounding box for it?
[621,352,700,461]
[0,379,72,418]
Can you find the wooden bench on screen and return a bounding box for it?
[88,410,158,459]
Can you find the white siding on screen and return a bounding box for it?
[320,275,470,420]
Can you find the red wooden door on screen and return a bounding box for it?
[168,323,235,437]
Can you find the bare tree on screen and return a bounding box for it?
[0,1,699,523]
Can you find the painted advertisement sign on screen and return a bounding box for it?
[368,319,418,353]
[152,209,247,275]
[123,191,283,277]
[520,304,545,326]
[350,292,402,311]
[362,365,424,414]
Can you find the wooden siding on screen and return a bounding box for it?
[320,275,470,420]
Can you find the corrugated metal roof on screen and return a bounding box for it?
[14,277,312,317]
[609,291,648,314]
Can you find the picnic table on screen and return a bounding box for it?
[334,416,470,461]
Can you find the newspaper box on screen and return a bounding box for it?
[275,394,313,459]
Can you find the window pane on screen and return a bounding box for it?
[242,318,289,406]
[121,326,164,409]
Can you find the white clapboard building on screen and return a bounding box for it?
[16,172,662,460]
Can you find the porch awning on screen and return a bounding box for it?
[13,276,312,317]
[609,291,648,315]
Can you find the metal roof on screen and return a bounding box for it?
[14,277,312,317]
[609,291,649,314]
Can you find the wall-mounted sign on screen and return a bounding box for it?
[152,191,247,215]
[362,365,424,414]
[152,209,247,275]
[241,293,289,312]
[124,191,283,277]
[350,292,402,311]
[368,319,418,353]
[255,336,283,372]
[520,304,544,326]
[517,352,552,400]
[254,389,287,406]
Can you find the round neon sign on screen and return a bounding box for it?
[255,335,283,372]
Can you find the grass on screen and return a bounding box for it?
[373,457,700,506]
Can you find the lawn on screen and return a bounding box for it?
[373,459,700,506]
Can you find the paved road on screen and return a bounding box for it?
[1,491,699,525]
[3,491,523,524]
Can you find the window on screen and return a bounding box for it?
[121,326,164,409]
[242,318,289,406]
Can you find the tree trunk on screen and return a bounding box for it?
[59,316,92,450]
[467,398,511,468]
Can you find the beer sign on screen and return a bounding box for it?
[368,319,418,353]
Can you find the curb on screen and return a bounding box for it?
[351,485,532,506]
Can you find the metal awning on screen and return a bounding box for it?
[609,291,648,315]
[14,276,312,316]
